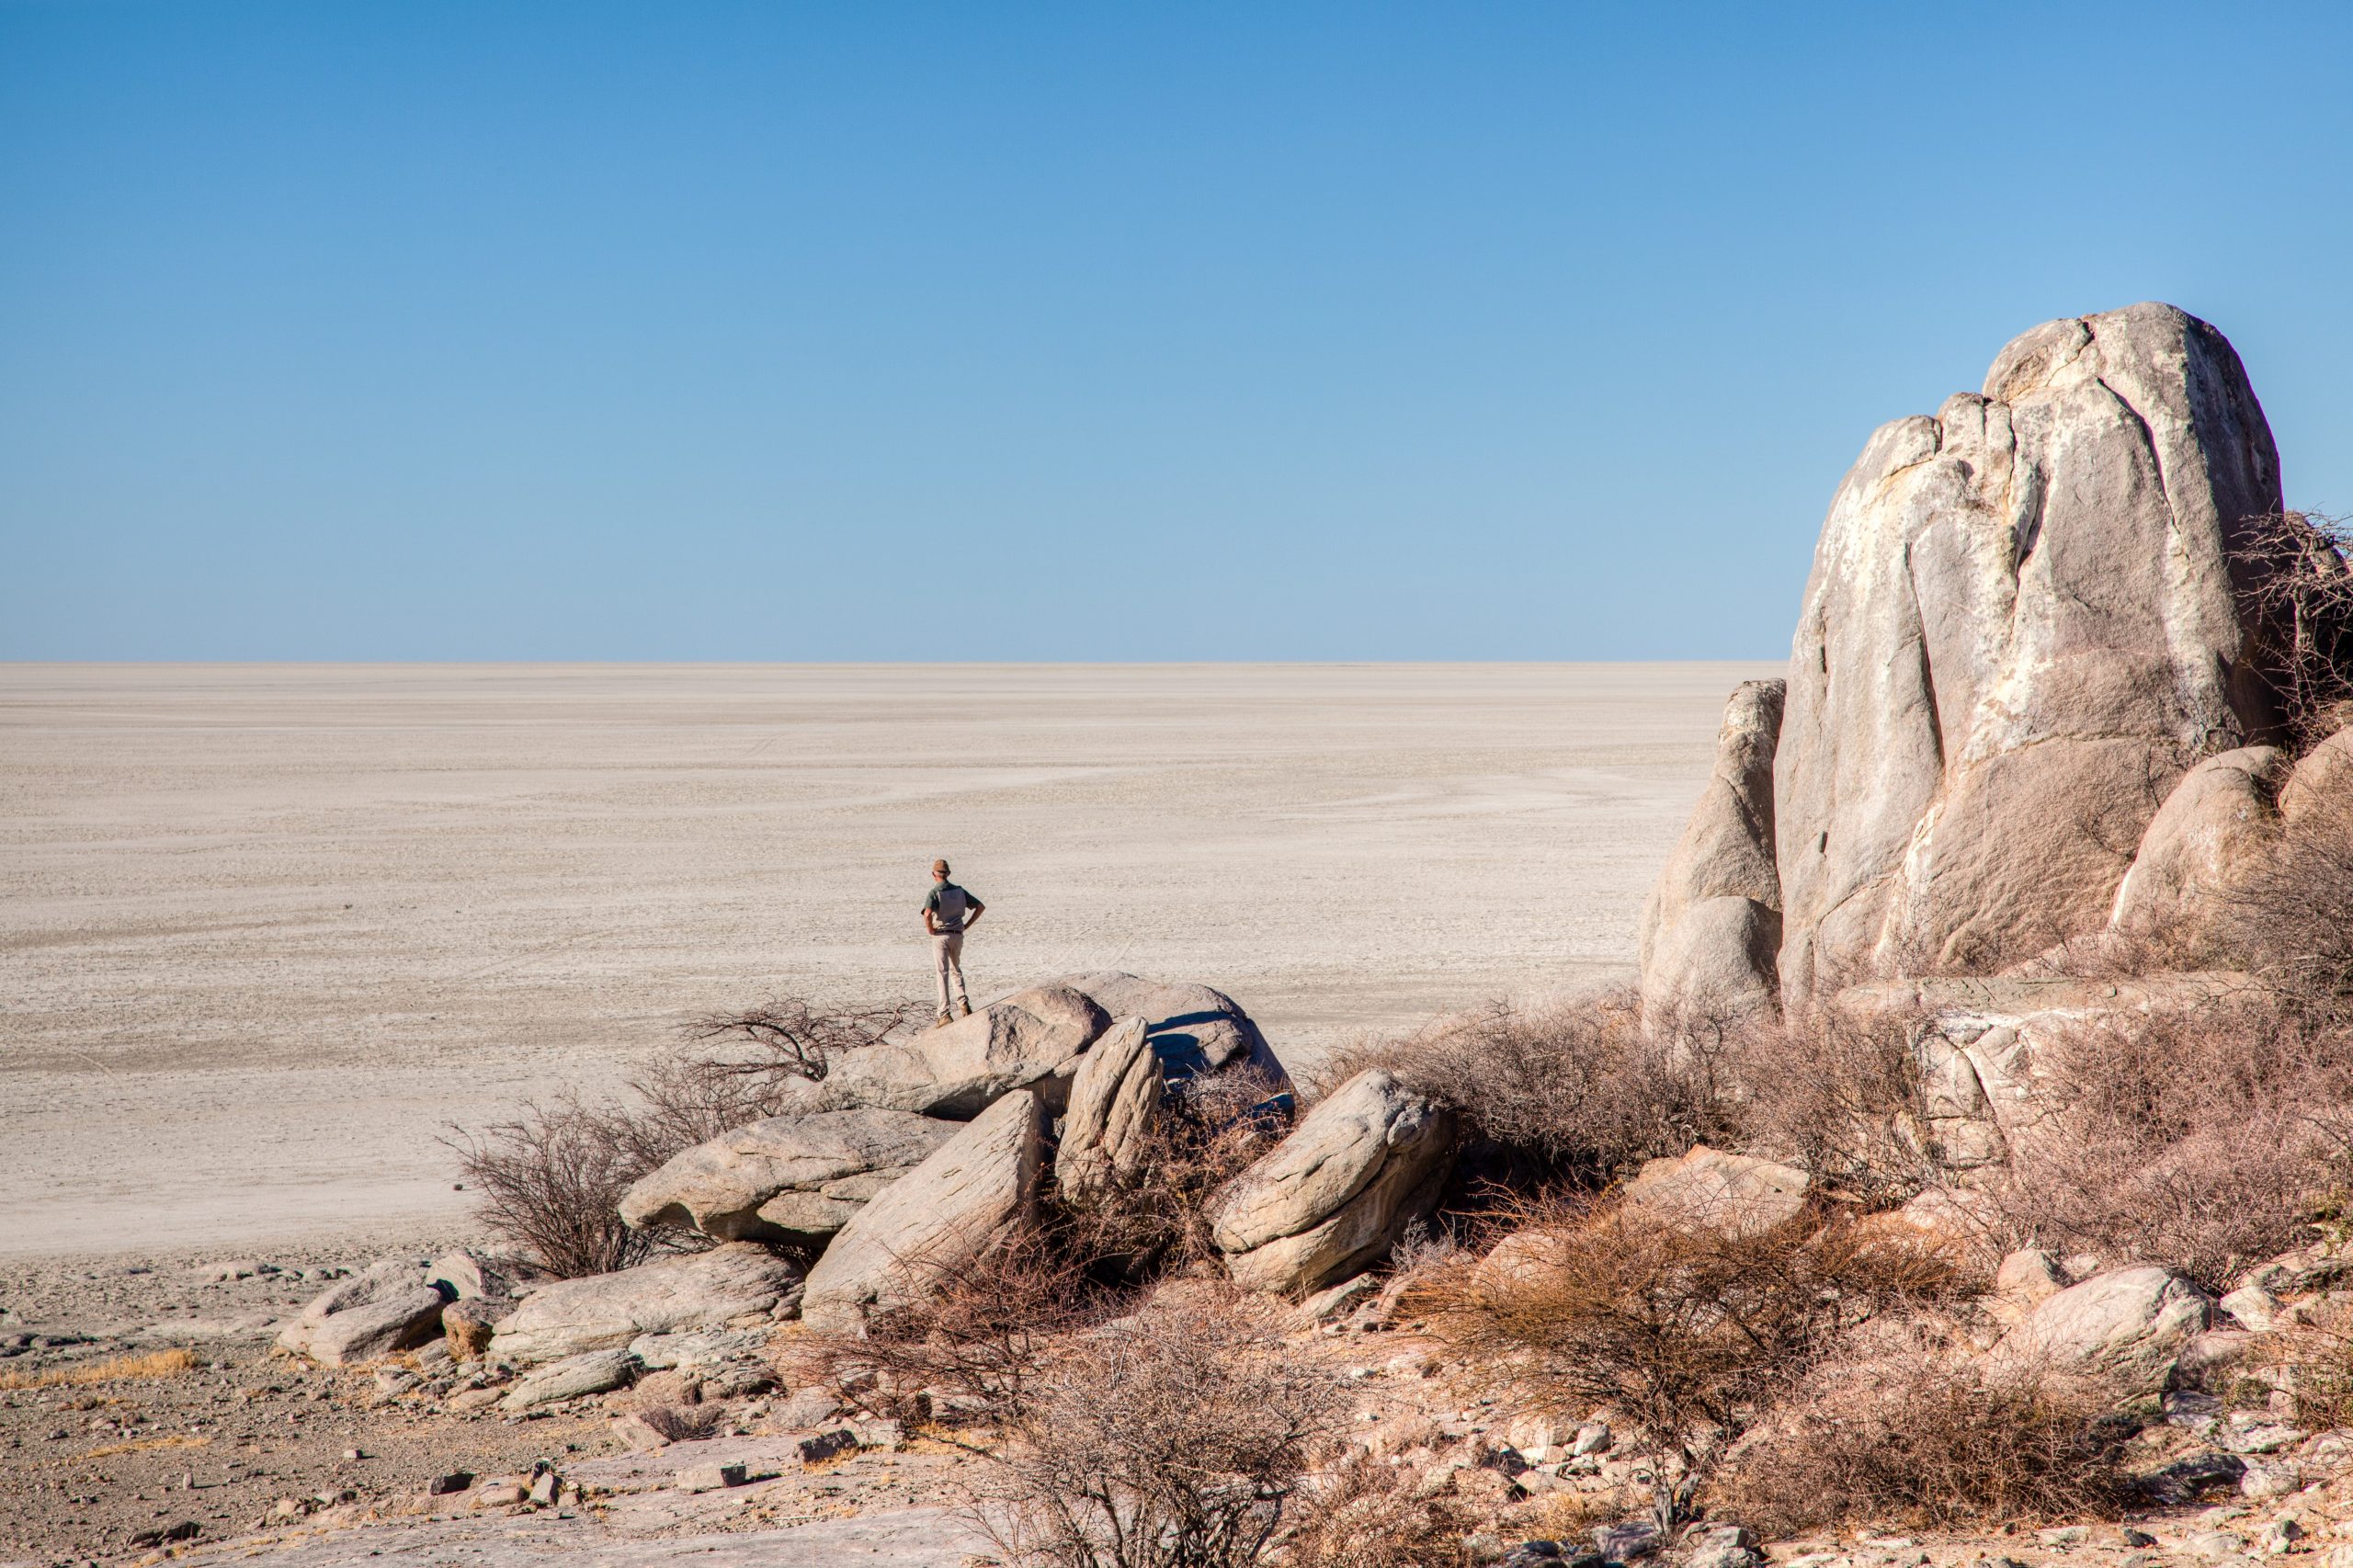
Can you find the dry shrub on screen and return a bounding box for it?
[444,1091,662,1278]
[1723,1361,2131,1534]
[2225,783,2353,1015]
[1986,996,2353,1291]
[1321,990,1728,1188]
[1407,1200,1961,1530]
[1722,997,1939,1207]
[785,1229,1108,1433]
[2233,509,2353,752]
[1277,1454,1474,1568]
[447,992,924,1277]
[1057,1066,1292,1277]
[0,1347,199,1390]
[980,1292,1348,1568]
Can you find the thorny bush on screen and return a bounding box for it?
[1723,1360,2133,1534]
[1405,1199,1963,1534]
[447,992,925,1276]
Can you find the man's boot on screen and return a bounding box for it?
[956,1000,973,1018]
[935,1010,953,1028]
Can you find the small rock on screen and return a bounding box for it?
[1572,1421,1612,1456]
[373,1367,421,1397]
[2040,1527,2091,1549]
[2148,1451,2251,1504]
[474,1482,529,1506]
[2190,1532,2253,1559]
[129,1522,201,1549]
[425,1471,474,1496]
[676,1461,748,1494]
[1595,1519,1662,1561]
[849,1416,906,1450]
[2243,1460,2302,1499]
[342,1447,365,1461]
[2121,1529,2159,1547]
[2261,1520,2307,1555]
[799,1427,858,1465]
[529,1470,562,1506]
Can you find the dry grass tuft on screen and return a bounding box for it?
[75,1433,213,1461]
[1277,1453,1475,1568]
[0,1347,199,1390]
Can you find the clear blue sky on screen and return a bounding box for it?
[5,3,2349,661]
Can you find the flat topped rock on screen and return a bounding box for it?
[1053,971,1290,1086]
[820,984,1109,1118]
[620,1109,958,1244]
[489,1243,803,1367]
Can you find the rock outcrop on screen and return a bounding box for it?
[801,1089,1047,1334]
[1211,1070,1453,1295]
[1637,680,1785,1021]
[1772,304,2286,1004]
[489,1243,803,1367]
[820,984,1110,1118]
[1054,1017,1159,1203]
[619,1109,959,1245]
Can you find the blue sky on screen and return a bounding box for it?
[5,2,2349,660]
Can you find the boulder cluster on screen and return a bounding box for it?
[280,971,1459,1388]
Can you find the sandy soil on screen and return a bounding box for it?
[1,662,1769,1256]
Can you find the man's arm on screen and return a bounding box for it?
[962,896,984,931]
[922,888,940,935]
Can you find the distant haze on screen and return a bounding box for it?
[4,3,2349,661]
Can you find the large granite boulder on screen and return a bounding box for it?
[1774,304,2286,1005]
[2279,725,2353,824]
[2106,745,2285,951]
[1055,1017,1160,1204]
[1994,1264,2213,1392]
[489,1243,803,1367]
[1638,680,1785,1022]
[1620,1145,1810,1237]
[821,983,1110,1118]
[276,1261,448,1366]
[619,1109,959,1245]
[1055,971,1290,1086]
[1211,1070,1454,1295]
[801,1089,1047,1334]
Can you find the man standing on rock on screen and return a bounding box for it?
[922,858,984,1026]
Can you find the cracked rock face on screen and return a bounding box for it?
[1775,302,2285,1005]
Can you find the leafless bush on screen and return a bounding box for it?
[978,1292,1349,1568]
[1056,1066,1292,1277]
[784,1229,1111,1435]
[2234,510,2353,751]
[1406,1199,1961,1531]
[1722,995,1941,1208]
[443,1091,658,1278]
[2224,784,2353,1015]
[1723,1361,2131,1534]
[1984,997,2353,1291]
[1320,990,1729,1188]
[681,994,928,1085]
[1277,1453,1474,1568]
[449,991,924,1276]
